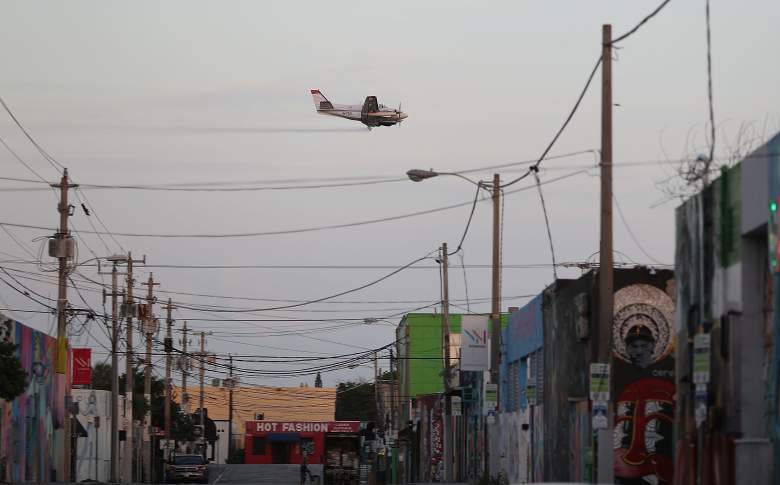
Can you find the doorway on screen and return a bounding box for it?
[271,442,291,464]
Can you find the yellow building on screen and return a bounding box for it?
[173,385,336,449]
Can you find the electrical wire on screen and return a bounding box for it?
[532,169,558,279]
[501,60,602,189]
[0,169,588,239]
[0,94,65,172]
[612,192,666,265]
[704,0,716,175]
[173,250,437,313]
[610,0,673,45]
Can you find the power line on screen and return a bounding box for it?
[704,0,716,174]
[612,192,667,265]
[173,250,437,313]
[0,94,65,172]
[0,169,587,239]
[610,0,673,45]
[502,60,602,189]
[532,169,558,279]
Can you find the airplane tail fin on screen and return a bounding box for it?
[310,89,333,111]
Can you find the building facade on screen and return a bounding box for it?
[0,313,66,483]
[674,133,780,484]
[497,268,675,483]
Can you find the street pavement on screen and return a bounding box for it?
[210,464,319,484]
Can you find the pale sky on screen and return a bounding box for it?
[1,1,778,387]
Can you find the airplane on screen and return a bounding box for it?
[310,90,408,129]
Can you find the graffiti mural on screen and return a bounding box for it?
[612,285,675,485]
[73,389,111,481]
[0,313,65,483]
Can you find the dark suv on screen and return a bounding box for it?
[166,454,209,484]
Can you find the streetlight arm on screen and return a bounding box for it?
[406,169,484,188]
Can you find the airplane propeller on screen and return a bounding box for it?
[397,102,403,126]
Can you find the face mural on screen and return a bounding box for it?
[612,284,675,485]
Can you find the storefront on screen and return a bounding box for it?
[244,421,360,466]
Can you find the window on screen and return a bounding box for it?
[252,437,267,455]
[173,455,204,465]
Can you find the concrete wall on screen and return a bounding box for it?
[73,389,112,482]
[542,276,593,483]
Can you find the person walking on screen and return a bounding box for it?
[300,453,311,485]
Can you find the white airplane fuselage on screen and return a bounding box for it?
[310,90,408,128]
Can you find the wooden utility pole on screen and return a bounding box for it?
[490,173,501,383]
[123,255,135,484]
[199,331,207,461]
[486,173,501,478]
[373,351,380,422]
[441,242,453,482]
[228,354,234,460]
[181,322,189,414]
[164,299,174,441]
[597,23,615,484]
[109,262,120,483]
[142,274,159,483]
[52,169,76,483]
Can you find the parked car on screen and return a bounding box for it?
[166,454,209,484]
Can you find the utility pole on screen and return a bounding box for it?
[228,354,234,460]
[441,242,453,482]
[122,253,145,483]
[52,169,77,482]
[596,23,615,484]
[164,300,175,447]
[490,173,501,383]
[373,351,380,423]
[486,173,501,479]
[100,256,128,484]
[199,331,207,461]
[181,322,189,414]
[110,264,120,483]
[142,274,159,483]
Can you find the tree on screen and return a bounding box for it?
[0,342,27,401]
[91,362,112,391]
[335,380,376,422]
[314,372,323,388]
[94,362,192,441]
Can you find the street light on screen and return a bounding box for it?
[406,167,502,482]
[405,169,484,187]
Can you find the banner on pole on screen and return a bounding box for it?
[460,315,489,371]
[72,348,92,385]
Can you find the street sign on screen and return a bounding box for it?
[694,383,708,427]
[451,396,462,417]
[484,383,497,414]
[693,333,711,384]
[486,410,496,424]
[592,401,608,429]
[526,377,537,405]
[460,315,490,371]
[72,348,92,385]
[589,363,610,402]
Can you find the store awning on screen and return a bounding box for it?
[266,432,301,443]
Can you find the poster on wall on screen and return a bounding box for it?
[460,315,489,371]
[611,283,676,485]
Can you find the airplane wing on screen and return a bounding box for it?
[361,96,379,115]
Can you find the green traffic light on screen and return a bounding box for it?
[772,201,778,212]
